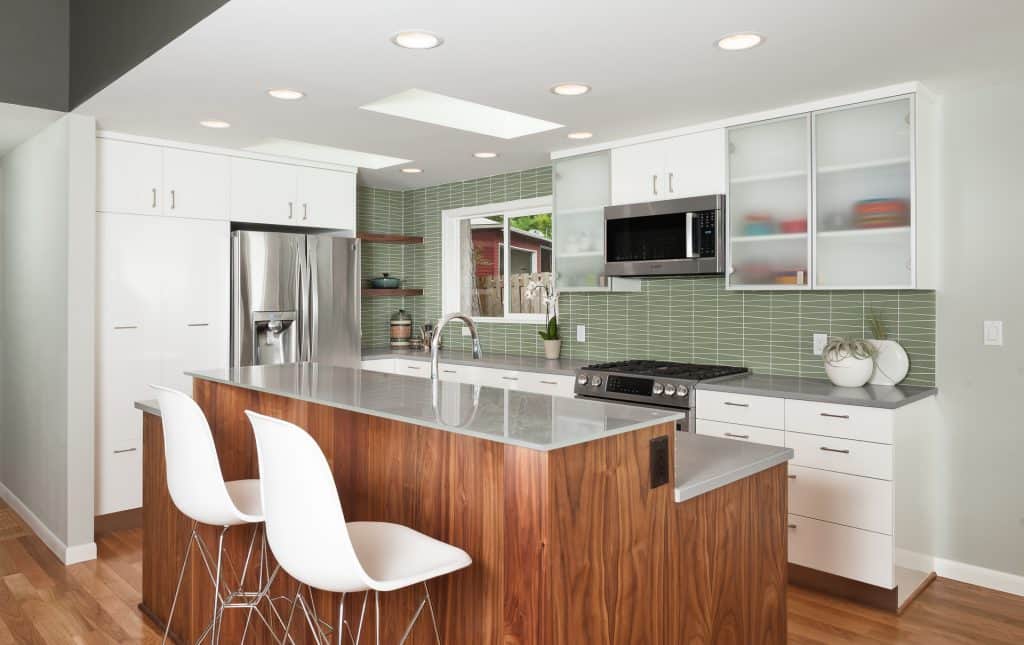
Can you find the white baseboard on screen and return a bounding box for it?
[897,548,1024,597]
[0,481,97,565]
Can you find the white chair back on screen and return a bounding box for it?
[151,385,249,527]
[245,411,370,593]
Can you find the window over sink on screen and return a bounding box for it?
[441,196,553,323]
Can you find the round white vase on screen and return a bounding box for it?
[824,353,874,388]
[543,339,562,360]
[867,339,910,386]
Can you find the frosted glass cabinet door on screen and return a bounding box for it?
[727,114,811,288]
[554,151,610,291]
[814,96,914,288]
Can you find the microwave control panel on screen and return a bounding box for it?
[696,211,717,256]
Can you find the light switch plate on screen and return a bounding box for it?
[984,320,1003,346]
[812,333,828,356]
[576,325,586,342]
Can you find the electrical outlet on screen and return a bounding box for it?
[813,333,828,356]
[576,325,586,342]
[984,320,1003,346]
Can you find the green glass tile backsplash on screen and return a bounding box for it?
[357,168,936,386]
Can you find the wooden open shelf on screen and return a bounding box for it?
[356,232,424,244]
[362,288,423,297]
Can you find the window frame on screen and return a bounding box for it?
[441,196,553,324]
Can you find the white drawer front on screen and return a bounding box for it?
[361,359,396,374]
[436,363,482,384]
[517,372,576,398]
[696,419,786,447]
[696,390,785,429]
[96,439,142,515]
[394,359,430,378]
[788,514,894,589]
[787,431,892,480]
[788,465,893,534]
[785,399,894,444]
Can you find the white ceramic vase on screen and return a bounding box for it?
[824,352,874,388]
[867,339,910,386]
[544,340,562,360]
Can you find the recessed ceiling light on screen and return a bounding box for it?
[267,88,305,101]
[567,131,593,140]
[391,31,443,49]
[550,83,591,96]
[200,119,231,129]
[473,152,498,159]
[401,167,423,174]
[715,32,764,51]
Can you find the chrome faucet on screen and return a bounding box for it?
[430,312,481,379]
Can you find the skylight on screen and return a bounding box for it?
[244,138,409,169]
[360,89,563,139]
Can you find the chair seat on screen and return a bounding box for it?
[348,522,472,592]
[224,479,264,524]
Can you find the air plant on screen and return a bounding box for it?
[822,337,877,366]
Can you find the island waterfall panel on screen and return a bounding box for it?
[140,379,787,644]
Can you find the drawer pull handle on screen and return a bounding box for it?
[820,446,851,454]
[723,402,749,408]
[113,448,137,454]
[187,322,209,327]
[788,474,797,479]
[787,523,798,529]
[820,412,850,419]
[540,380,558,385]
[406,365,421,370]
[113,325,138,330]
[501,376,519,381]
[442,369,456,374]
[724,432,749,439]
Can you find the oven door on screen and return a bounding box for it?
[604,194,725,276]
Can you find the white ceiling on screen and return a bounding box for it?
[74,0,1024,190]
[0,102,64,159]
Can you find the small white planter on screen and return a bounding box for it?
[867,339,910,386]
[543,340,562,360]
[824,352,874,388]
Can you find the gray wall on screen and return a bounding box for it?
[0,0,69,110]
[0,113,96,558]
[69,0,230,107]
[936,77,1024,578]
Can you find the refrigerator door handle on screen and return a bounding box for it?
[297,240,311,362]
[308,238,320,363]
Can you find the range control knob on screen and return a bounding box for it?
[591,376,603,387]
[663,384,677,396]
[652,383,665,395]
[576,374,589,386]
[675,385,689,397]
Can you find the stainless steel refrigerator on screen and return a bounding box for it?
[231,230,361,368]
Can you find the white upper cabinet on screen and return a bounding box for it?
[610,129,726,205]
[726,114,812,289]
[230,157,300,224]
[97,139,163,215]
[813,96,915,289]
[162,147,229,220]
[297,166,357,230]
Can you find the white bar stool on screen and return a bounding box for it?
[245,411,472,644]
[152,386,288,644]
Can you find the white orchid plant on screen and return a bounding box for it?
[525,279,560,341]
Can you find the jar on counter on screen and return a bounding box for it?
[389,309,412,348]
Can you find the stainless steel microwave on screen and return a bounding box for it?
[604,194,726,277]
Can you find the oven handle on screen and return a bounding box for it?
[685,212,697,259]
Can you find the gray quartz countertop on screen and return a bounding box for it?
[698,373,936,409]
[362,347,589,377]
[135,399,160,416]
[186,363,682,451]
[675,432,793,503]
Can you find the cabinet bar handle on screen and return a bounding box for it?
[113,448,137,454]
[501,376,518,381]
[303,203,309,220]
[288,202,294,219]
[170,189,176,209]
[820,412,850,419]
[540,380,558,385]
[724,432,749,439]
[668,172,674,193]
[820,446,850,454]
[787,523,797,529]
[151,188,157,208]
[723,401,749,408]
[187,323,209,327]
[788,474,797,479]
[442,369,456,374]
[652,174,658,195]
[113,325,138,330]
[406,365,421,370]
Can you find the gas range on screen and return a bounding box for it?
[574,360,748,410]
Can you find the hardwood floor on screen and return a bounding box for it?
[0,505,1021,643]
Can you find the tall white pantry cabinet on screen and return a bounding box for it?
[94,133,357,515]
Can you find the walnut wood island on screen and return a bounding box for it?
[138,363,791,644]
